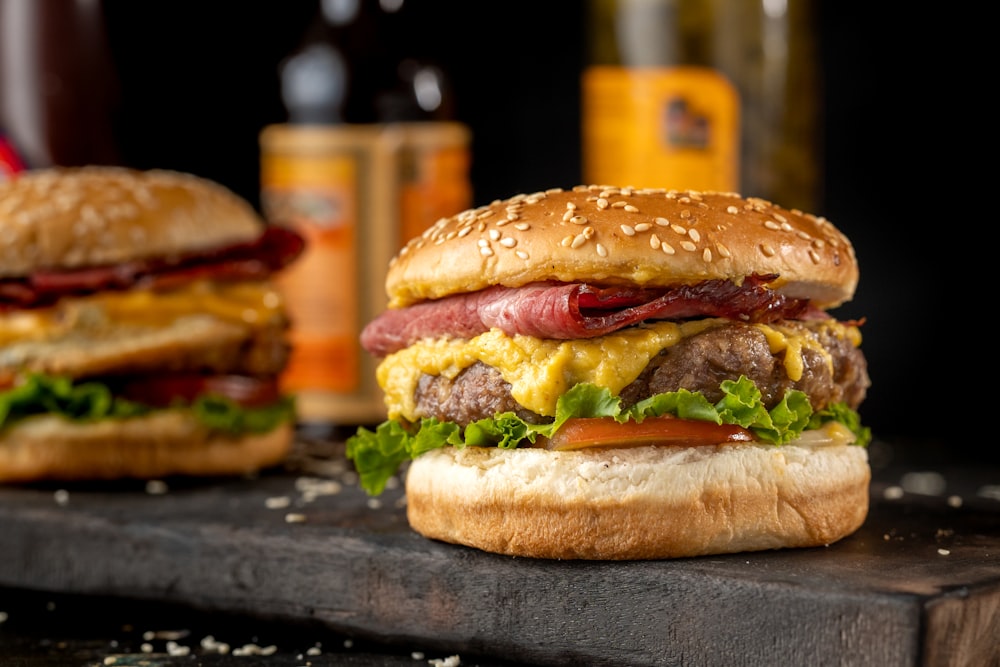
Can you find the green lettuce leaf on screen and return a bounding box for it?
[346,375,870,496]
[0,374,294,436]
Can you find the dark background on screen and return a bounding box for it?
[17,2,986,460]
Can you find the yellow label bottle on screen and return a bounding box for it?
[583,0,821,212]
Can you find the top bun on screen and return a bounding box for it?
[386,185,859,310]
[0,166,264,278]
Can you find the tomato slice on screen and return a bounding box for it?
[118,374,281,408]
[536,416,753,451]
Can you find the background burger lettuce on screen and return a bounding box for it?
[347,185,871,559]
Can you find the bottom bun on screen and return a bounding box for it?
[405,441,871,560]
[0,411,293,482]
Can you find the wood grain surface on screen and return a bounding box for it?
[0,438,997,667]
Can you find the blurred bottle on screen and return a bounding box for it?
[260,0,471,429]
[582,0,821,212]
[0,0,122,179]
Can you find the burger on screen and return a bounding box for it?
[0,166,304,482]
[347,185,871,560]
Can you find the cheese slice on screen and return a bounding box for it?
[0,280,285,347]
[377,318,862,421]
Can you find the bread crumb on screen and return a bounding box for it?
[883,486,904,500]
[937,548,951,556]
[947,495,963,508]
[429,655,461,667]
[265,496,292,509]
[285,513,307,523]
[53,489,70,506]
[145,479,168,495]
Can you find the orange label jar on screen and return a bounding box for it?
[260,122,471,426]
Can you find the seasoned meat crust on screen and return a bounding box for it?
[414,320,869,426]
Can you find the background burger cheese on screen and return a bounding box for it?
[0,166,303,482]
[348,185,871,560]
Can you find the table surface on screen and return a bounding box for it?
[0,434,998,667]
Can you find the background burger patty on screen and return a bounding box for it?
[414,321,870,427]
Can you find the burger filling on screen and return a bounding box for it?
[348,313,870,495]
[0,226,304,437]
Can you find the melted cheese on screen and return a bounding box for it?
[378,318,863,422]
[0,280,285,346]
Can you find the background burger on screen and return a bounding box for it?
[348,185,871,560]
[0,166,303,482]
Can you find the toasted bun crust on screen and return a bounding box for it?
[386,186,858,310]
[405,442,870,560]
[0,166,264,278]
[0,411,293,482]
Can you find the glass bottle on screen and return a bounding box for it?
[260,0,472,429]
[582,0,821,212]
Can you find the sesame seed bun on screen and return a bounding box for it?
[386,185,858,310]
[405,439,871,560]
[0,166,264,278]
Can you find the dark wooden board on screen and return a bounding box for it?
[0,438,998,667]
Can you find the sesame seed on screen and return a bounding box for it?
[649,234,661,249]
[623,204,639,213]
[671,224,686,235]
[660,241,675,254]
[597,198,609,209]
[620,224,636,236]
[808,249,820,263]
[688,228,701,242]
[716,242,732,258]
[500,237,517,247]
[582,226,595,239]
[571,233,587,249]
[477,239,489,247]
[611,201,627,208]
[764,220,781,230]
[479,246,494,256]
[561,235,574,247]
[726,206,739,214]
[680,241,697,252]
[514,222,530,231]
[488,229,501,241]
[562,211,574,222]
[761,243,776,257]
[566,202,577,210]
[570,215,588,225]
[702,248,712,262]
[654,217,669,226]
[516,250,529,259]
[596,243,608,257]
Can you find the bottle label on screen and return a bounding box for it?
[260,123,471,425]
[582,65,739,192]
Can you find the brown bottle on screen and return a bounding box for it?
[0,0,122,171]
[260,0,472,429]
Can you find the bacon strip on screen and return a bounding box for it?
[361,275,817,357]
[1,226,304,310]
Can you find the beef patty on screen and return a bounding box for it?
[414,320,869,427]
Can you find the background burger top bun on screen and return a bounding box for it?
[385,185,859,310]
[0,166,265,278]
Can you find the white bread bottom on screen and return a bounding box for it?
[405,441,870,560]
[0,411,293,482]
